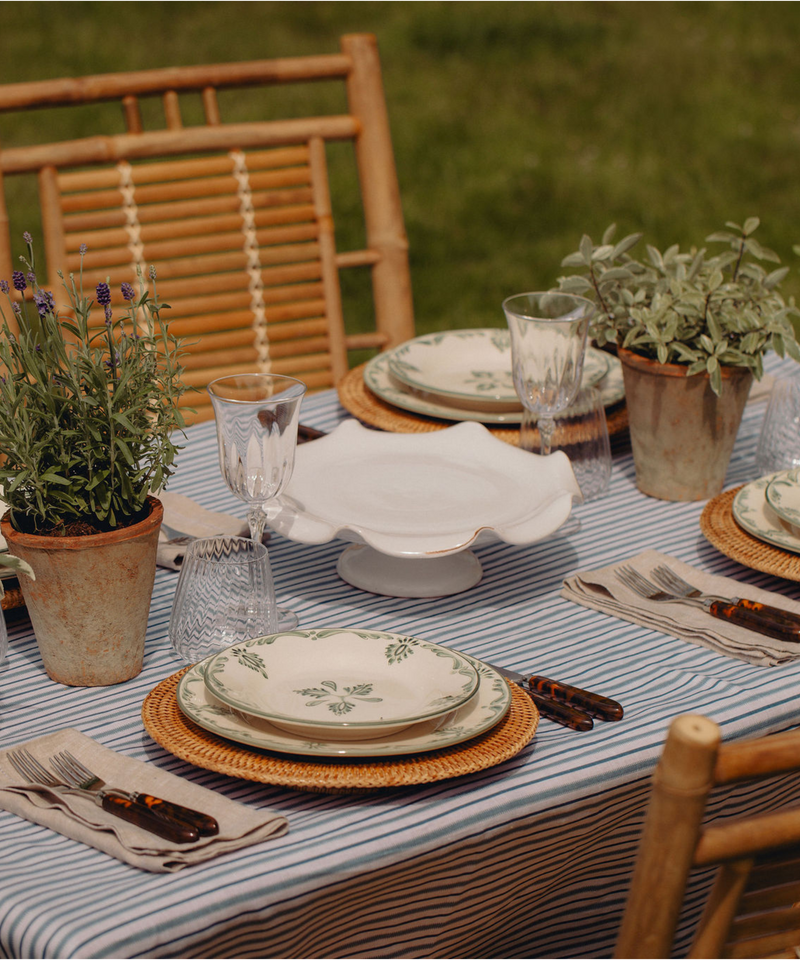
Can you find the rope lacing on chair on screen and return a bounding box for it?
[117,161,149,334]
[229,149,271,373]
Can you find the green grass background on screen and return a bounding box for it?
[2,1,800,342]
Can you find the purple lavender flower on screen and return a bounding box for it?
[104,306,113,323]
[96,282,112,307]
[26,271,36,287]
[22,231,32,244]
[79,243,88,256]
[0,280,8,294]
[33,291,53,317]
[120,282,135,301]
[12,303,21,316]
[149,265,157,280]
[12,271,26,292]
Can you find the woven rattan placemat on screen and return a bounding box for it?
[142,667,538,794]
[337,363,629,445]
[700,486,800,582]
[1,582,24,612]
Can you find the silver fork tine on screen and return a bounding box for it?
[8,748,60,786]
[59,751,95,783]
[652,565,695,595]
[617,565,658,597]
[50,754,82,787]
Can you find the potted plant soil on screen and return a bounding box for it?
[556,218,800,500]
[0,235,187,685]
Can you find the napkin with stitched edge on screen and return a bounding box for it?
[561,548,800,667]
[0,728,288,873]
[158,490,250,570]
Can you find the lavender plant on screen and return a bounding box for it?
[0,235,187,535]
[555,218,800,395]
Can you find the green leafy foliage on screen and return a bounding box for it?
[556,219,800,395]
[0,238,187,534]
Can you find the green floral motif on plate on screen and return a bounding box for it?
[295,680,383,716]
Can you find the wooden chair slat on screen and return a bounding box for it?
[58,146,311,191]
[67,223,321,272]
[78,242,321,286]
[61,188,315,233]
[0,116,359,175]
[0,54,352,111]
[694,812,800,867]
[724,927,800,960]
[58,166,312,214]
[170,310,327,342]
[64,204,317,251]
[146,286,324,321]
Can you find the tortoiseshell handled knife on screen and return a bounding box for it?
[488,662,623,724]
[488,664,595,731]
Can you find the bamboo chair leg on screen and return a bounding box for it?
[689,859,753,958]
[614,716,721,959]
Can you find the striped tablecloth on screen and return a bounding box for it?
[2,366,800,960]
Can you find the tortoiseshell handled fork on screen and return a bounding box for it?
[7,748,199,844]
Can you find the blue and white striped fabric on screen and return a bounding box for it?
[2,360,800,959]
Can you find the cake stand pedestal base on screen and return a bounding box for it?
[336,545,483,598]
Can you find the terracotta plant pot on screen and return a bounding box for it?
[618,347,753,502]
[0,497,163,686]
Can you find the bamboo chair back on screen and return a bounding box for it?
[615,714,800,959]
[0,34,414,422]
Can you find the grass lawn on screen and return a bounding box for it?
[2,1,800,342]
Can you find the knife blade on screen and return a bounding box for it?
[488,664,594,731]
[487,661,623,723]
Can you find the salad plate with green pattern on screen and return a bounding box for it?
[178,655,510,758]
[202,629,480,740]
[387,329,609,412]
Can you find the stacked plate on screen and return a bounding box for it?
[363,328,625,425]
[176,628,514,758]
[733,469,800,554]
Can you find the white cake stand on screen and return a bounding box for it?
[265,419,582,598]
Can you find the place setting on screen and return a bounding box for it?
[700,375,800,581]
[336,324,628,446]
[143,628,540,794]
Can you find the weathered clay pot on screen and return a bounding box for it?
[618,348,753,502]
[0,497,163,686]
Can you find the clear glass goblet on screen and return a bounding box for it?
[503,291,595,456]
[207,373,307,631]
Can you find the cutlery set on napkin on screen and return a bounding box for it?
[563,548,800,667]
[0,729,287,872]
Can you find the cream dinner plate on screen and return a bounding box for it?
[203,629,481,740]
[386,328,609,412]
[363,351,624,426]
[178,655,511,758]
[733,473,800,554]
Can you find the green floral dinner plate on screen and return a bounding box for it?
[387,328,609,412]
[202,629,480,740]
[364,350,624,426]
[178,656,510,758]
[733,473,800,555]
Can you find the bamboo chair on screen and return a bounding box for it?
[0,34,414,422]
[615,714,800,959]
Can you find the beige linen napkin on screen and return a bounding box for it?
[158,491,250,570]
[0,729,288,872]
[561,548,800,666]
